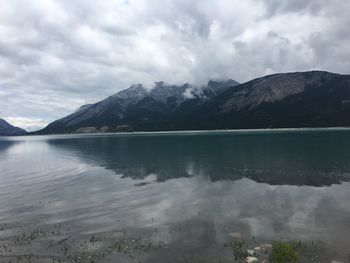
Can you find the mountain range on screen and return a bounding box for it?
[0,119,27,136]
[34,70,350,134]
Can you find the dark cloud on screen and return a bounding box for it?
[0,0,349,130]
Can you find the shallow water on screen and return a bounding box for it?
[1,129,350,262]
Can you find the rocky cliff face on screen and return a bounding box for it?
[37,79,239,134]
[36,71,350,134]
[192,71,350,129]
[0,119,26,136]
[220,71,337,112]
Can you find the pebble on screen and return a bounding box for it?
[261,243,272,251]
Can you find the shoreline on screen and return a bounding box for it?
[3,126,350,140]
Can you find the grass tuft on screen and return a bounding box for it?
[270,241,299,263]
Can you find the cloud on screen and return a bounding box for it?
[3,116,49,131]
[0,0,350,129]
[259,0,327,16]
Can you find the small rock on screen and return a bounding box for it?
[254,246,261,251]
[261,243,272,251]
[247,249,255,256]
[245,256,258,263]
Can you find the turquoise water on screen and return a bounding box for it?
[1,129,350,262]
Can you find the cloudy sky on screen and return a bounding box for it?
[1,0,350,131]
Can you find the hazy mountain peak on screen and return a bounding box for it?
[208,78,239,86]
[154,81,166,87]
[75,104,93,112]
[150,82,188,104]
[115,84,147,100]
[204,78,240,98]
[0,118,27,136]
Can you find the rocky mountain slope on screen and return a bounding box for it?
[189,71,350,129]
[37,79,238,134]
[36,71,350,134]
[0,119,27,136]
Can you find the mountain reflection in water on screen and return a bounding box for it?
[47,130,350,186]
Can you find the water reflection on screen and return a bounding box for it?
[1,130,350,262]
[0,139,18,154]
[47,130,350,186]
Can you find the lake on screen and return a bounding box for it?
[1,129,350,262]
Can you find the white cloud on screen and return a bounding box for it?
[4,116,48,131]
[0,0,350,130]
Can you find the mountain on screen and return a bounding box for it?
[187,71,350,129]
[37,79,239,134]
[0,119,27,136]
[204,79,240,98]
[35,71,350,134]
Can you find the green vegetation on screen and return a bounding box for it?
[225,241,249,261]
[269,241,299,263]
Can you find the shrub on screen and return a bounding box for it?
[270,241,299,263]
